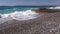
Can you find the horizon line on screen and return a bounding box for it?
[0,5,60,6]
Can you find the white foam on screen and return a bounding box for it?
[49,6,60,9]
[11,10,39,20]
[0,10,40,20]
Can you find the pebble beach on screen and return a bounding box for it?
[0,8,60,34]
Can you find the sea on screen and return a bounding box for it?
[0,6,59,21]
[0,6,56,14]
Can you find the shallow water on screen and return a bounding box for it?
[0,6,58,20]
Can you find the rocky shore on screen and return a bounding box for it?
[33,8,60,14]
[0,8,60,34]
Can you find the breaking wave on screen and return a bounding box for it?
[48,6,60,9]
[0,10,40,20]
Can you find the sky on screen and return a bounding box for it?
[0,0,60,6]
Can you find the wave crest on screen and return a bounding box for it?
[49,6,60,9]
[0,10,40,20]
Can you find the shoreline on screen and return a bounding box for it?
[0,8,60,34]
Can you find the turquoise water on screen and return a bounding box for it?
[0,6,58,20]
[0,6,55,14]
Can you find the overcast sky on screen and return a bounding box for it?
[0,0,60,6]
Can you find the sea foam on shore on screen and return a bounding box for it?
[0,10,40,21]
[1,6,60,24]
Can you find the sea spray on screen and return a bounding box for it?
[49,6,60,9]
[11,10,40,20]
[0,6,49,24]
[0,10,40,21]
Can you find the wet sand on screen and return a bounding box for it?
[0,8,60,34]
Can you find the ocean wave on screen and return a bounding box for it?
[48,6,60,9]
[0,10,40,20]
